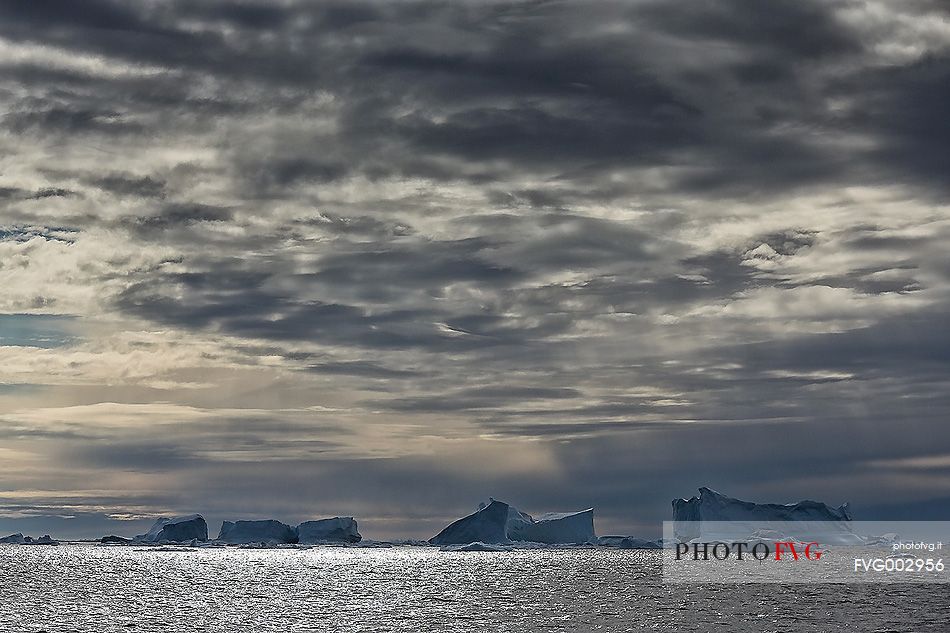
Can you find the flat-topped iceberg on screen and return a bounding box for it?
[672,487,858,543]
[506,506,596,544]
[674,487,852,524]
[430,498,597,545]
[137,514,209,543]
[217,519,298,544]
[216,517,362,545]
[297,517,361,544]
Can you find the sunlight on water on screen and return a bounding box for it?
[1,545,947,632]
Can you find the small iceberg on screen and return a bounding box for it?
[99,535,133,544]
[440,542,514,552]
[598,536,662,549]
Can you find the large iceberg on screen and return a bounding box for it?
[672,487,856,543]
[506,506,596,544]
[430,500,511,545]
[296,517,361,544]
[217,519,298,544]
[137,514,208,543]
[430,499,597,545]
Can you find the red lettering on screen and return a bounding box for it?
[804,542,823,560]
[774,541,800,560]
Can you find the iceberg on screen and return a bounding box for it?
[429,499,510,545]
[217,519,297,544]
[0,533,26,544]
[672,487,857,543]
[506,507,596,544]
[598,536,662,549]
[440,542,514,552]
[137,514,209,543]
[0,533,60,545]
[296,517,361,544]
[30,535,59,545]
[100,535,133,544]
[673,487,852,524]
[430,498,598,545]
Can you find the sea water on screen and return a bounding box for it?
[1,545,947,632]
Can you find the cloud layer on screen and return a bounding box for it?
[1,0,949,538]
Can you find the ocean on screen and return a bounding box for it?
[1,545,947,632]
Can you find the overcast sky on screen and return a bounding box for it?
[1,0,949,540]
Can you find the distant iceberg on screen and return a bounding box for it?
[137,514,209,543]
[440,541,514,552]
[598,536,662,549]
[0,533,26,544]
[217,519,298,544]
[673,487,852,524]
[100,535,133,544]
[672,487,857,543]
[30,535,59,545]
[0,533,59,545]
[214,517,363,545]
[297,517,361,544]
[430,498,597,545]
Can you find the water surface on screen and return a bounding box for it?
[1,545,946,631]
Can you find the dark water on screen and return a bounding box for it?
[1,545,947,632]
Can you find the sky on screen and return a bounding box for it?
[0,0,949,541]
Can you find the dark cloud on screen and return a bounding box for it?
[733,304,950,375]
[295,213,415,238]
[0,187,28,200]
[839,53,950,193]
[638,0,862,61]
[30,188,77,199]
[306,360,421,379]
[88,173,166,198]
[376,385,582,413]
[4,103,141,136]
[65,441,195,472]
[0,0,149,32]
[122,203,233,233]
[239,158,348,195]
[174,1,294,30]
